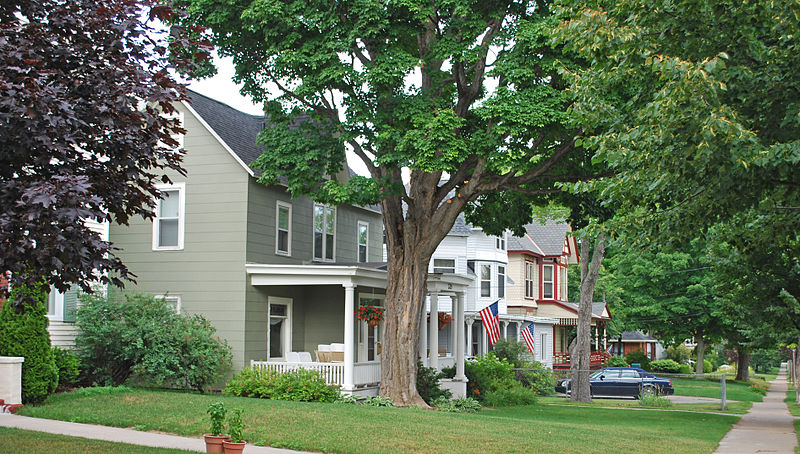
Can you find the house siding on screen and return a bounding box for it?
[109,102,250,369]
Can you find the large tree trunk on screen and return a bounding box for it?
[795,341,799,404]
[694,334,706,378]
[570,233,605,403]
[735,347,750,381]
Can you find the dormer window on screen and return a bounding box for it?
[496,235,506,250]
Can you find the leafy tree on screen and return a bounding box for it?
[0,0,210,298]
[178,0,604,405]
[601,238,724,375]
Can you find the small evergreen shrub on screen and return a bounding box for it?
[678,364,694,374]
[606,355,628,367]
[224,366,340,402]
[52,347,81,388]
[482,384,537,407]
[0,282,58,403]
[433,396,482,413]
[75,292,232,391]
[416,359,451,404]
[624,350,651,371]
[649,359,682,373]
[704,359,713,373]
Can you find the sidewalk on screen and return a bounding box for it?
[0,413,311,454]
[715,364,797,454]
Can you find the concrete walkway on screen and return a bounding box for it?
[715,364,797,454]
[0,413,312,453]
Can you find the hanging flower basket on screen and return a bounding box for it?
[438,312,454,329]
[356,305,384,326]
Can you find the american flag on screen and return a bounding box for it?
[521,323,535,356]
[479,300,501,345]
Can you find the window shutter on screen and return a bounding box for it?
[62,285,79,322]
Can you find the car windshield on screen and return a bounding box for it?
[590,370,606,379]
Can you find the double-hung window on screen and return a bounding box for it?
[559,265,567,300]
[496,235,506,250]
[313,204,335,261]
[276,202,292,256]
[357,221,368,262]
[497,265,506,298]
[525,261,535,298]
[433,258,456,274]
[152,183,185,250]
[542,264,554,299]
[480,264,491,297]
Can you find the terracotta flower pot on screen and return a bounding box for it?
[223,440,247,454]
[204,434,230,453]
[368,319,380,327]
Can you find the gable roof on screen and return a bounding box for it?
[559,301,611,320]
[509,219,570,256]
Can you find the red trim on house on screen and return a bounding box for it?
[573,237,580,263]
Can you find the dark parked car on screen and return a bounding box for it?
[555,367,674,398]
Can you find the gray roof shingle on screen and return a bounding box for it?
[508,219,569,256]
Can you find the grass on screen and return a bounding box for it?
[0,427,194,454]
[785,389,800,417]
[538,396,752,414]
[18,387,739,454]
[670,376,765,402]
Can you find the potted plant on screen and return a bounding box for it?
[438,312,454,329]
[204,401,229,453]
[355,305,384,327]
[222,408,246,454]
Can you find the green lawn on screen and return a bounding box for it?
[671,377,764,402]
[19,387,740,454]
[785,389,800,417]
[0,427,194,454]
[538,396,752,414]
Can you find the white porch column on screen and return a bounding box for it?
[516,322,522,342]
[603,327,608,351]
[595,325,600,350]
[502,320,509,340]
[455,293,466,380]
[450,297,457,355]
[343,284,355,391]
[481,324,488,354]
[466,319,474,357]
[429,292,439,370]
[418,300,428,364]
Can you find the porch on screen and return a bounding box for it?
[551,319,611,370]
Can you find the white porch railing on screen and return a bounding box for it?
[250,360,382,387]
[420,355,456,370]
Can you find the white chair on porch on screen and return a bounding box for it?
[297,352,313,363]
[285,352,300,363]
[316,344,331,362]
[329,343,345,362]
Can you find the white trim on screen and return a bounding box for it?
[480,263,492,298]
[46,288,64,322]
[152,182,185,251]
[432,257,457,274]
[357,220,369,263]
[267,296,293,361]
[275,201,292,256]
[542,263,554,299]
[156,294,181,314]
[357,293,385,362]
[180,101,255,176]
[524,261,536,298]
[312,204,336,262]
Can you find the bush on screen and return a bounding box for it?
[482,384,537,407]
[624,350,651,371]
[666,344,692,363]
[749,384,768,396]
[704,359,713,373]
[678,364,694,374]
[649,359,682,373]
[491,339,530,367]
[433,396,482,413]
[52,347,81,389]
[0,282,58,403]
[416,359,451,404]
[363,396,395,407]
[514,360,556,396]
[465,353,515,401]
[606,355,628,367]
[75,292,232,391]
[224,366,340,402]
[640,394,673,408]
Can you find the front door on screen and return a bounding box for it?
[267,296,292,360]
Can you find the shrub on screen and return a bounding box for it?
[416,359,451,404]
[749,384,768,396]
[482,384,537,407]
[224,366,340,402]
[666,344,692,363]
[491,339,530,367]
[640,394,673,408]
[433,396,482,413]
[606,355,628,367]
[463,353,516,401]
[649,359,682,373]
[52,347,81,389]
[624,350,651,371]
[704,359,713,373]
[363,396,395,407]
[75,292,232,391]
[678,364,694,374]
[0,282,58,403]
[514,360,556,396]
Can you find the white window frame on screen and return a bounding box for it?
[156,294,182,314]
[357,221,369,263]
[312,204,336,261]
[543,264,555,299]
[432,258,457,274]
[559,265,567,301]
[525,261,535,299]
[497,265,506,299]
[480,264,492,298]
[496,234,506,251]
[46,288,63,322]
[152,182,185,251]
[275,201,292,256]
